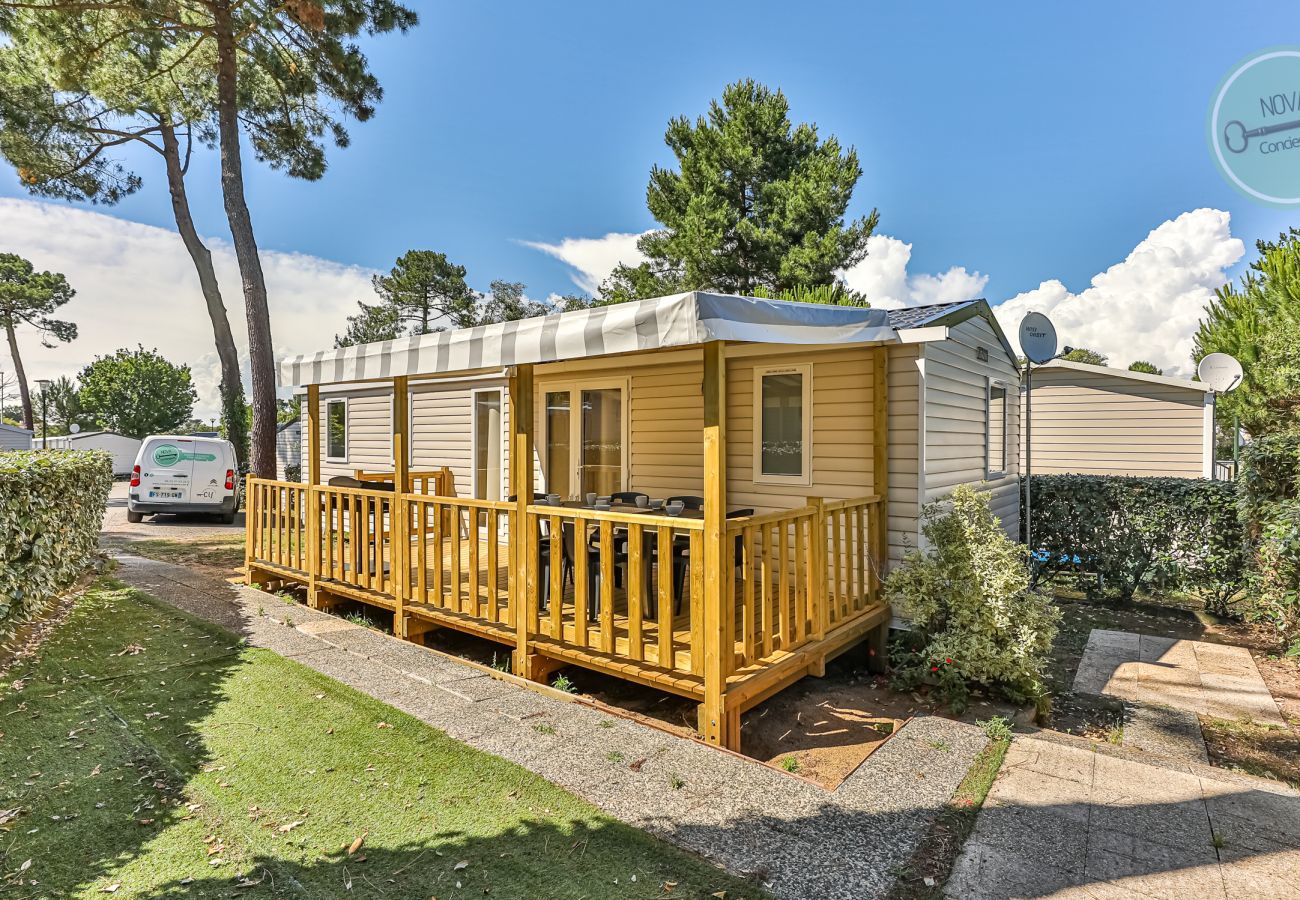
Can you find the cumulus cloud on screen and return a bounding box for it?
[0,198,373,419]
[992,209,1244,376]
[521,231,648,295]
[840,234,988,309]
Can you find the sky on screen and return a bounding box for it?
[1,1,1296,418]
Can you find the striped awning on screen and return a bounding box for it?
[278,291,896,387]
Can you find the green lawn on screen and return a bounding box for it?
[0,578,760,898]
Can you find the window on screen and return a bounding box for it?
[754,365,811,483]
[986,380,1008,477]
[326,398,347,461]
[473,389,503,500]
[541,381,626,498]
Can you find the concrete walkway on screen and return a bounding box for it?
[112,552,987,900]
[948,734,1300,898]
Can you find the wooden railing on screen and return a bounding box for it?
[246,481,884,696]
[246,479,310,573]
[523,505,705,677]
[354,466,454,495]
[316,484,397,596]
[405,494,516,628]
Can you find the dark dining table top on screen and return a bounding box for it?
[546,499,706,521]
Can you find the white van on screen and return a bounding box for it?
[128,435,241,524]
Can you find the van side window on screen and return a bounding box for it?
[326,399,347,461]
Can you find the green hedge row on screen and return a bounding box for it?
[1025,474,1246,609]
[1239,434,1300,647]
[1,450,112,630]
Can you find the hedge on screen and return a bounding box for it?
[1239,433,1300,648]
[1025,474,1246,609]
[1,449,112,631]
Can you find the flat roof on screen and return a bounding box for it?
[279,291,896,387]
[1035,358,1212,392]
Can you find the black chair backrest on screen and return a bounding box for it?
[327,475,363,489]
[506,493,550,503]
[726,508,755,519]
[667,495,705,511]
[611,491,648,505]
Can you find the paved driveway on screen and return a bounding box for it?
[101,480,245,542]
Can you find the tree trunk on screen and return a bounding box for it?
[159,121,249,465]
[213,3,276,477]
[4,318,32,432]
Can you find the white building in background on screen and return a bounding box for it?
[35,430,142,476]
[0,422,33,451]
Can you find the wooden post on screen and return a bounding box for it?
[509,364,538,679]
[392,375,412,637]
[305,384,322,607]
[243,476,258,584]
[698,341,736,748]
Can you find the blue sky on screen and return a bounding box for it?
[0,2,1295,412]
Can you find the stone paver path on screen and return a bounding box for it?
[947,734,1300,898]
[113,553,987,900]
[1073,629,1285,726]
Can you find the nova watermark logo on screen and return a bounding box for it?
[1210,48,1300,205]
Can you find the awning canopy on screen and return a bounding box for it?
[278,291,897,387]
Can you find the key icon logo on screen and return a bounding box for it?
[1210,49,1300,205]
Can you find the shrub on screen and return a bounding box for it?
[284,463,302,482]
[1027,475,1246,609]
[886,485,1060,712]
[1,449,112,632]
[1252,500,1300,650]
[1239,431,1300,535]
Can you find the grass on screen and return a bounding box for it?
[778,756,801,774]
[886,735,1011,899]
[0,577,764,898]
[1201,717,1300,789]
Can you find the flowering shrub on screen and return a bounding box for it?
[886,484,1059,712]
[1,449,111,633]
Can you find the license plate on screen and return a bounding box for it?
[149,490,183,499]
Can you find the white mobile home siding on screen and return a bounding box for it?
[0,423,32,451]
[306,385,394,483]
[1020,365,1212,478]
[922,317,1021,538]
[885,344,922,570]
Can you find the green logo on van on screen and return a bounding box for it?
[152,444,182,467]
[151,444,218,467]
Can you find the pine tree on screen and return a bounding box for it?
[373,251,479,334]
[0,253,75,431]
[1128,361,1162,375]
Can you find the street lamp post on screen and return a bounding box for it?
[35,378,52,448]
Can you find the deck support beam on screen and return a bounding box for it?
[509,364,536,679]
[305,383,322,608]
[698,341,735,749]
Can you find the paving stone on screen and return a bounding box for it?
[946,841,1082,899]
[1003,735,1095,785]
[1085,849,1227,900]
[1123,703,1209,765]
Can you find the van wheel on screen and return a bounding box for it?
[127,510,144,523]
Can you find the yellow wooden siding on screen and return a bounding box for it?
[1020,368,1209,477]
[885,344,921,569]
[923,317,1021,537]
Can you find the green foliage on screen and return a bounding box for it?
[977,716,1013,742]
[1237,433,1300,648]
[1196,229,1300,436]
[0,252,76,429]
[886,485,1059,712]
[374,249,479,333]
[1027,475,1247,610]
[1060,347,1108,366]
[1238,432,1300,535]
[32,374,96,435]
[602,78,878,302]
[1128,360,1162,375]
[750,283,869,306]
[0,449,110,630]
[481,279,555,322]
[334,298,403,348]
[78,346,197,439]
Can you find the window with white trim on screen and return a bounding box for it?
[986,379,1008,477]
[754,364,812,484]
[326,398,348,462]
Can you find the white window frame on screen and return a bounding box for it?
[537,377,630,496]
[471,386,507,501]
[753,363,813,486]
[325,397,349,463]
[985,377,1010,480]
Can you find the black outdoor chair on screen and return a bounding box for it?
[666,495,705,511]
[610,491,649,506]
[509,493,556,609]
[670,508,754,610]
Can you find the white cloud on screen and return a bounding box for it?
[0,198,373,419]
[521,231,649,295]
[840,234,988,309]
[992,209,1244,376]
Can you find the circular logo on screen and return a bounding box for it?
[1210,48,1300,205]
[152,444,182,467]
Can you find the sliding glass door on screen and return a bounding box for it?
[541,383,624,498]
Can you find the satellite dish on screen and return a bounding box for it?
[1019,312,1059,364]
[69,423,81,434]
[1197,352,1243,392]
